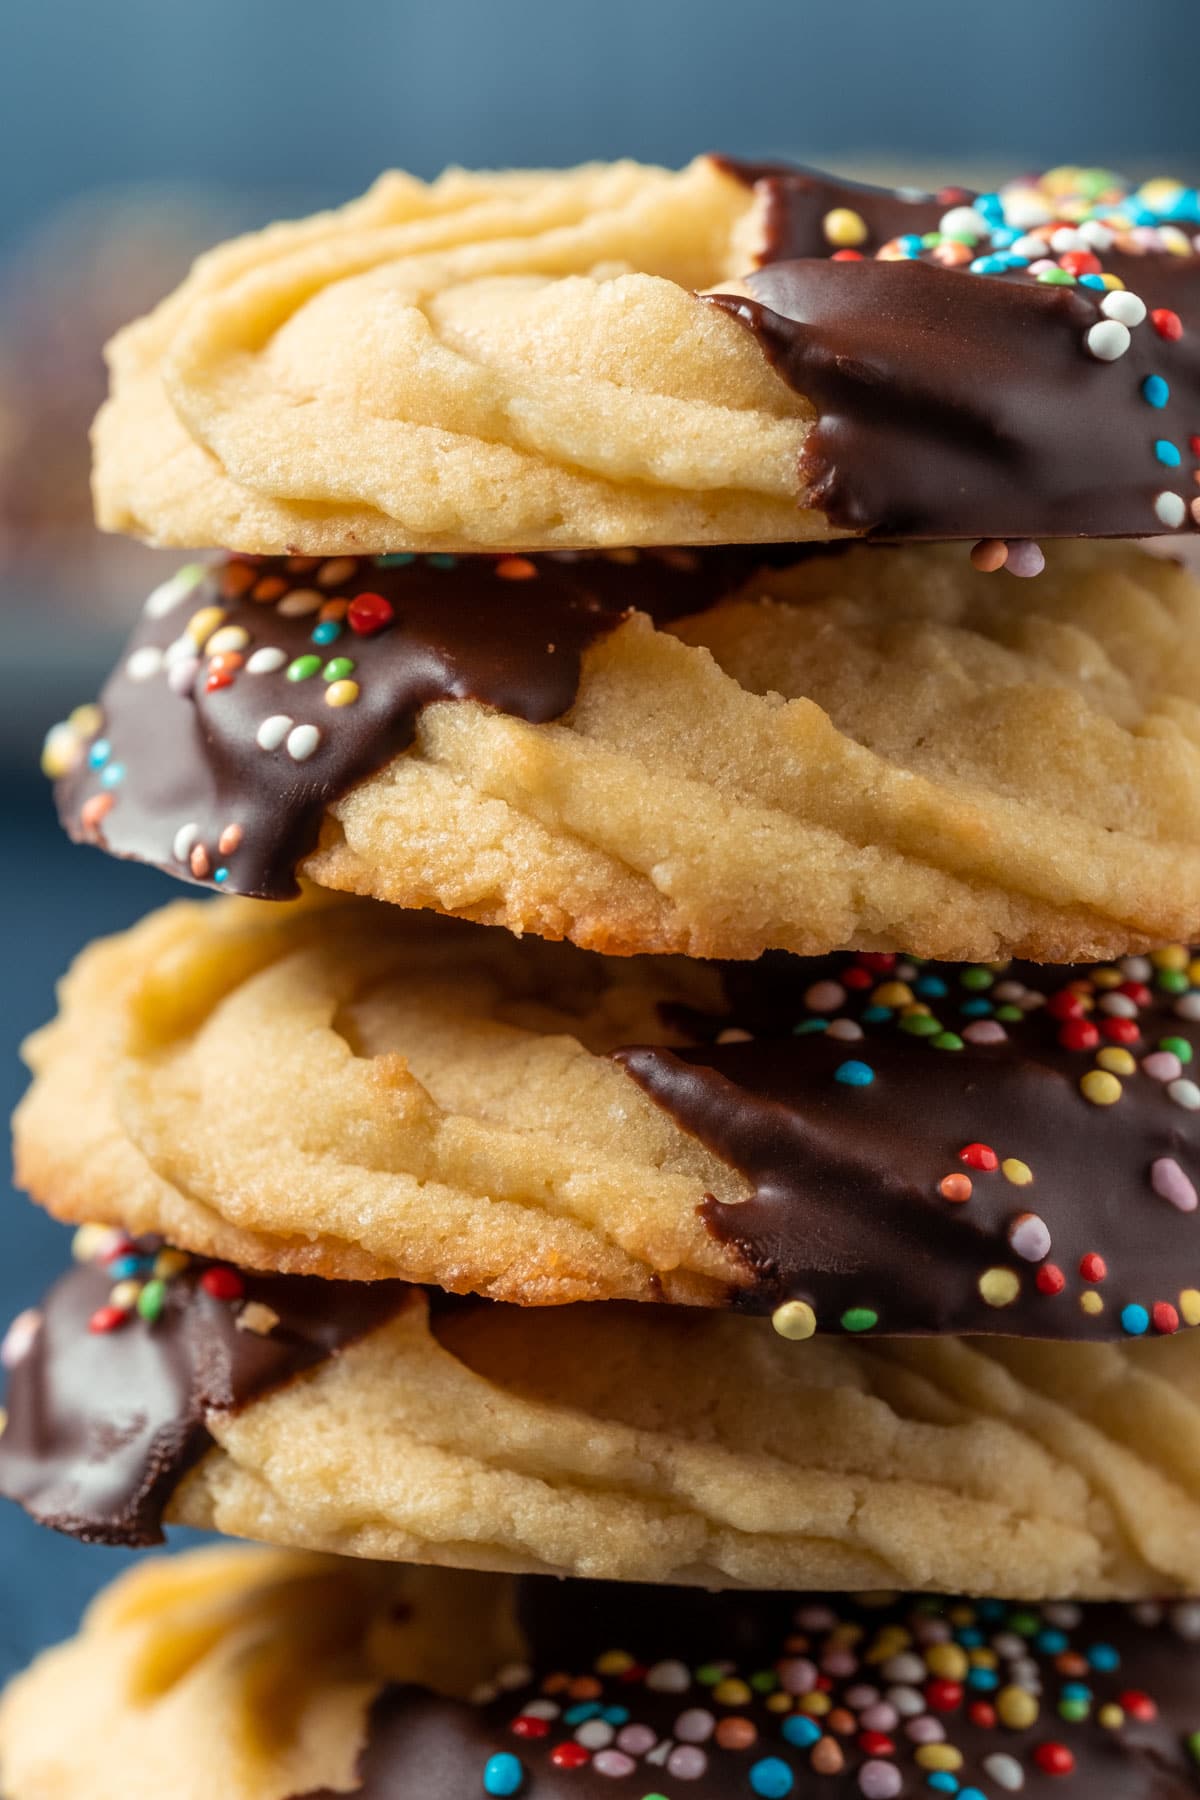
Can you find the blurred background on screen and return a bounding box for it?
[1,0,1199,1677]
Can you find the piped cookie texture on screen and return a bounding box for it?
[90,154,1200,554]
[43,540,1200,962]
[18,895,1200,1341]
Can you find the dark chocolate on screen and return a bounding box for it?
[53,547,774,900]
[0,1239,410,1546]
[296,1580,1200,1798]
[615,948,1200,1340]
[709,161,1200,541]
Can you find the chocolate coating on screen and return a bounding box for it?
[54,548,772,900]
[709,162,1200,540]
[297,1581,1200,1798]
[616,949,1200,1339]
[0,1241,410,1546]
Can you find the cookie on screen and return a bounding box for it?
[0,1545,517,1800]
[6,1239,1200,1596]
[7,1552,1200,1800]
[19,894,1200,1340]
[45,540,1200,962]
[91,158,1200,554]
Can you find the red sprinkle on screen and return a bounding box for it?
[495,557,538,581]
[925,1680,963,1714]
[1058,1019,1100,1052]
[1048,990,1086,1021]
[1034,1743,1076,1776]
[205,670,234,693]
[968,1702,997,1729]
[1152,308,1184,341]
[510,1717,550,1739]
[842,968,872,990]
[1080,1253,1107,1284]
[831,249,864,261]
[858,1732,895,1757]
[200,1267,245,1302]
[1120,1690,1158,1722]
[1037,1264,1067,1296]
[1102,1018,1140,1046]
[1153,1302,1181,1335]
[550,1744,591,1770]
[1191,436,1200,458]
[959,1143,999,1172]
[89,1305,128,1334]
[1118,981,1151,1006]
[347,592,396,636]
[857,953,897,972]
[1060,250,1102,277]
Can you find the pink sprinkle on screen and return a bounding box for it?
[593,1752,636,1778]
[845,1686,880,1710]
[860,1703,900,1733]
[822,1649,859,1677]
[666,1747,707,1780]
[673,1711,714,1744]
[1151,1156,1198,1213]
[616,1727,656,1756]
[1143,1052,1184,1083]
[777,1658,818,1695]
[963,1020,1008,1046]
[859,1764,903,1800]
[795,1604,838,1631]
[906,1717,946,1745]
[1004,540,1046,578]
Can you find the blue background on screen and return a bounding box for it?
[1,0,1199,1682]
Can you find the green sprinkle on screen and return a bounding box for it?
[1038,267,1077,284]
[1158,970,1189,994]
[921,232,940,248]
[750,1671,778,1693]
[696,1663,725,1687]
[1188,1731,1200,1764]
[286,655,322,682]
[994,1004,1023,1022]
[793,1019,828,1035]
[1160,1036,1194,1063]
[322,656,356,682]
[1058,1698,1090,1723]
[841,1307,878,1333]
[137,1279,167,1324]
[960,967,994,991]
[931,1032,965,1051]
[899,1014,941,1037]
[1008,1610,1041,1638]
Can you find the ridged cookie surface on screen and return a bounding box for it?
[49,541,1200,962]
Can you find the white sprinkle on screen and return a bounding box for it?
[576,1721,615,1750]
[1100,289,1147,327]
[256,714,293,752]
[992,981,1026,1003]
[1,1308,41,1370]
[1043,1603,1083,1629]
[1143,1051,1183,1083]
[991,1633,1026,1659]
[235,1301,281,1336]
[167,656,201,696]
[1169,1600,1200,1641]
[1151,1156,1198,1212]
[805,980,846,1013]
[522,1701,561,1721]
[673,1710,714,1745]
[983,1754,1025,1792]
[165,633,200,666]
[646,1661,691,1694]
[1005,196,1053,229]
[881,1654,926,1685]
[1086,319,1131,361]
[1170,1078,1200,1111]
[172,823,200,863]
[277,588,323,617]
[884,1685,925,1718]
[1019,991,1046,1012]
[1008,1211,1052,1262]
[286,723,321,762]
[246,646,287,675]
[826,1018,864,1041]
[1051,226,1089,254]
[495,1662,532,1691]
[940,204,988,240]
[126,646,164,683]
[1011,233,1047,259]
[1121,955,1153,981]
[206,625,250,655]
[1175,993,1200,1021]
[895,961,918,981]
[143,563,206,619]
[1079,221,1115,252]
[1155,490,1187,529]
[1132,1602,1164,1627]
[963,1020,1008,1045]
[1099,992,1137,1018]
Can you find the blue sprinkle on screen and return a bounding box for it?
[977,1600,1006,1622]
[1143,375,1170,408]
[1156,439,1183,467]
[927,1777,958,1795]
[88,739,111,769]
[781,1717,821,1749]
[1079,273,1107,290]
[1122,1303,1150,1336]
[970,254,1008,274]
[99,762,125,789]
[792,1019,828,1035]
[427,553,458,569]
[960,999,993,1018]
[1061,1681,1092,1702]
[214,867,230,885]
[1088,1644,1120,1672]
[835,1060,875,1088]
[748,1758,794,1799]
[110,1255,142,1280]
[602,1707,629,1726]
[311,620,342,645]
[998,252,1030,269]
[916,976,948,998]
[967,1667,999,1691]
[375,552,415,567]
[483,1753,524,1797]
[898,234,925,257]
[861,1005,892,1023]
[564,1704,601,1725]
[1129,204,1158,226]
[956,1628,984,1647]
[977,193,1004,222]
[959,1791,988,1800]
[1035,1629,1068,1654]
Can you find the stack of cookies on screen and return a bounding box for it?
[4,157,1200,1797]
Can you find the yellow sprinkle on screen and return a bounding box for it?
[1153,945,1190,971]
[72,1223,113,1264]
[154,1249,190,1281]
[1141,178,1186,208]
[823,207,868,247]
[206,625,250,655]
[765,1693,792,1714]
[68,702,104,737]
[325,679,360,708]
[772,1300,817,1342]
[1181,1289,1200,1328]
[595,1650,634,1676]
[41,722,82,780]
[915,1746,963,1773]
[1188,959,1200,986]
[926,1644,968,1681]
[829,1624,863,1648]
[1098,1703,1125,1730]
[997,1686,1040,1730]
[109,1279,142,1311]
[1001,1158,1033,1186]
[235,1302,280,1337]
[185,605,227,648]
[798,1692,830,1716]
[0,1407,6,1438]
[872,982,914,1008]
[969,1648,998,1669]
[1080,1290,1105,1316]
[979,1268,1020,1308]
[713,1679,752,1706]
[901,1002,932,1018]
[1096,1047,1136,1076]
[1080,1069,1122,1106]
[1091,967,1122,989]
[1163,225,1193,256]
[1100,272,1125,290]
